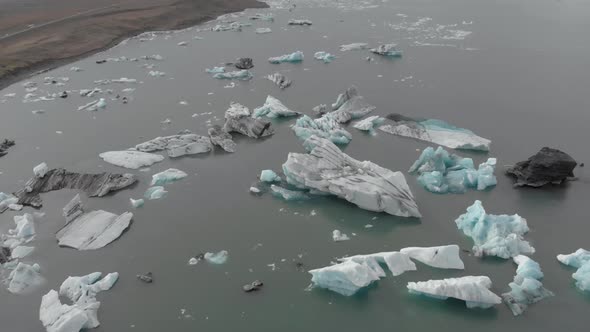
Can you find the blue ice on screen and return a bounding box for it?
[268,51,304,64]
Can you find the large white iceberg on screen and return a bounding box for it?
[557,249,590,292]
[268,51,304,64]
[282,136,421,217]
[253,96,300,118]
[379,114,491,151]
[134,133,213,157]
[99,151,164,169]
[455,200,534,259]
[400,245,465,269]
[151,168,187,186]
[39,272,118,331]
[502,255,553,316]
[291,115,352,148]
[408,276,502,309]
[408,146,497,194]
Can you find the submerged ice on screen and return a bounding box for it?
[408,146,497,194]
[455,200,534,258]
[502,255,553,316]
[407,276,502,309]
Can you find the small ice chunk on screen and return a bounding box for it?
[249,187,261,194]
[253,95,300,118]
[313,51,335,63]
[407,276,502,309]
[213,70,253,80]
[266,72,292,89]
[205,250,228,264]
[178,41,188,46]
[57,210,133,250]
[288,19,312,26]
[151,168,187,186]
[572,262,590,292]
[134,133,212,157]
[130,198,144,208]
[206,67,225,74]
[188,257,199,265]
[313,104,328,115]
[145,186,167,200]
[208,125,236,153]
[502,255,553,316]
[256,27,272,34]
[370,44,402,57]
[340,43,368,51]
[148,70,166,77]
[77,98,106,111]
[11,245,35,259]
[455,200,534,259]
[353,116,384,132]
[8,262,45,294]
[223,102,274,138]
[99,151,164,169]
[557,249,590,292]
[70,67,83,72]
[268,51,304,64]
[309,259,382,296]
[260,170,281,183]
[292,115,352,147]
[33,162,49,178]
[332,230,350,242]
[270,185,309,201]
[400,245,465,269]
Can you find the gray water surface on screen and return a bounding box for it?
[1,0,589,331]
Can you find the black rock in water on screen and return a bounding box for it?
[137,272,153,283]
[12,168,137,209]
[0,139,15,157]
[506,147,577,187]
[235,58,254,70]
[243,280,264,292]
[59,91,68,98]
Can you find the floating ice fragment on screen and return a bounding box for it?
[409,146,496,194]
[380,114,491,151]
[77,98,106,111]
[253,96,300,118]
[243,280,263,292]
[145,186,167,200]
[148,71,166,77]
[288,19,312,26]
[502,255,553,315]
[313,51,335,63]
[178,41,188,46]
[235,58,254,69]
[455,200,534,258]
[206,67,226,74]
[268,51,304,64]
[99,151,164,169]
[266,72,292,89]
[208,125,236,153]
[130,198,144,208]
[340,252,416,277]
[205,250,228,264]
[407,276,502,309]
[270,185,309,201]
[329,86,376,122]
[557,249,590,292]
[151,168,187,186]
[223,103,274,138]
[213,70,253,80]
[400,245,464,269]
[8,262,44,294]
[370,44,402,57]
[134,133,213,157]
[292,115,352,147]
[63,194,84,223]
[260,170,281,183]
[256,28,272,34]
[506,147,577,187]
[353,116,384,132]
[282,136,420,217]
[312,104,328,115]
[249,13,274,21]
[249,186,261,194]
[332,230,350,242]
[309,259,382,296]
[340,43,368,51]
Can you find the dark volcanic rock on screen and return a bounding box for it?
[235,58,254,70]
[506,147,577,187]
[243,280,263,292]
[13,168,137,208]
[0,139,15,157]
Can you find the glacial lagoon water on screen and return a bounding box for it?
[1,0,590,330]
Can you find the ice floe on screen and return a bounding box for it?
[206,66,226,74]
[370,44,402,57]
[7,262,45,294]
[400,245,465,269]
[557,249,590,292]
[313,51,335,63]
[309,259,381,296]
[99,151,164,169]
[268,51,304,64]
[260,170,282,183]
[266,72,292,89]
[379,114,491,151]
[223,102,274,138]
[282,135,421,217]
[205,250,228,264]
[208,125,236,153]
[253,96,300,118]
[134,133,213,157]
[151,168,188,186]
[145,186,167,200]
[407,276,502,309]
[340,43,369,51]
[291,115,352,147]
[130,198,144,208]
[256,27,272,34]
[353,115,384,132]
[408,146,496,194]
[213,70,253,80]
[506,147,577,187]
[455,200,534,259]
[502,255,553,316]
[332,230,350,242]
[330,86,376,122]
[288,19,313,26]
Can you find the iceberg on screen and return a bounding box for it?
[34,162,49,178]
[557,249,590,292]
[130,198,144,208]
[206,66,225,74]
[407,276,502,309]
[506,147,577,187]
[266,72,292,89]
[502,255,553,316]
[208,125,236,153]
[0,192,18,212]
[151,168,187,186]
[11,245,35,259]
[270,185,309,201]
[148,71,166,77]
[4,213,36,248]
[313,51,336,63]
[400,245,465,269]
[40,272,118,331]
[0,139,15,157]
[291,115,352,148]
[223,102,275,138]
[408,146,497,194]
[145,186,167,200]
[7,262,45,294]
[249,13,274,21]
[260,170,281,183]
[256,27,272,34]
[288,19,312,26]
[77,98,106,111]
[379,114,491,151]
[268,51,304,64]
[234,58,254,70]
[353,115,384,132]
[99,151,164,169]
[309,259,382,296]
[339,43,369,51]
[134,133,213,157]
[57,196,132,250]
[340,251,417,276]
[282,136,421,217]
[63,194,84,223]
[11,168,136,209]
[455,200,534,258]
[330,86,376,122]
[213,70,253,80]
[205,250,228,264]
[332,230,350,242]
[370,44,402,57]
[253,96,300,118]
[313,104,328,115]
